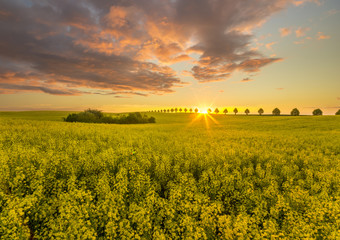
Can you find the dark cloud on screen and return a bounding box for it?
[241,78,254,82]
[0,0,297,95]
[0,83,82,95]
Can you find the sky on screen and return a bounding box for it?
[0,0,339,114]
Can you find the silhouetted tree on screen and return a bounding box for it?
[207,108,212,114]
[189,108,193,113]
[245,109,250,115]
[258,108,264,116]
[184,108,187,113]
[291,108,300,116]
[171,108,174,113]
[272,108,281,116]
[195,108,199,113]
[214,108,219,114]
[223,108,228,114]
[164,109,166,113]
[233,108,238,115]
[179,108,182,113]
[313,109,323,116]
[175,108,178,113]
[336,109,340,115]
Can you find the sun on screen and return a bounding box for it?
[201,109,208,114]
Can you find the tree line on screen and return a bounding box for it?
[64,109,156,124]
[150,108,340,116]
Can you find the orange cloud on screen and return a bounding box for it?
[293,0,321,6]
[295,27,311,38]
[266,42,277,50]
[317,32,331,40]
[280,27,292,37]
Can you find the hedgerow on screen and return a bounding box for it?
[64,109,155,124]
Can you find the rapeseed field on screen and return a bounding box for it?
[0,112,339,239]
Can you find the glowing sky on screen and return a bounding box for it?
[0,0,339,114]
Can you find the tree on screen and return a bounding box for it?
[336,109,340,115]
[195,108,199,113]
[291,108,300,116]
[313,109,323,116]
[175,108,178,113]
[272,108,281,116]
[171,108,174,113]
[223,108,228,114]
[258,108,264,116]
[189,108,193,113]
[184,108,187,113]
[207,108,212,114]
[233,108,238,115]
[84,108,103,119]
[245,109,250,115]
[179,108,182,113]
[214,108,219,114]
[164,109,166,113]
[167,109,170,113]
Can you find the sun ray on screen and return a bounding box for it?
[206,113,219,125]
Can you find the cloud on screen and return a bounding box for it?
[265,42,278,50]
[280,27,292,37]
[293,0,321,6]
[327,9,339,16]
[241,78,254,82]
[0,0,308,93]
[276,88,284,90]
[295,27,311,37]
[317,32,331,40]
[0,83,82,95]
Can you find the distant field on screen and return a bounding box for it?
[0,112,339,239]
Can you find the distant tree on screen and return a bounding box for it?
[184,108,187,113]
[195,108,199,113]
[85,109,103,119]
[214,108,219,114]
[245,109,250,115]
[291,108,300,116]
[258,108,264,116]
[313,109,323,116]
[272,108,281,116]
[189,108,193,113]
[179,108,182,113]
[233,108,238,115]
[164,109,166,113]
[160,110,163,113]
[223,108,228,114]
[207,108,212,114]
[336,109,340,115]
[175,108,178,113]
[171,108,174,113]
